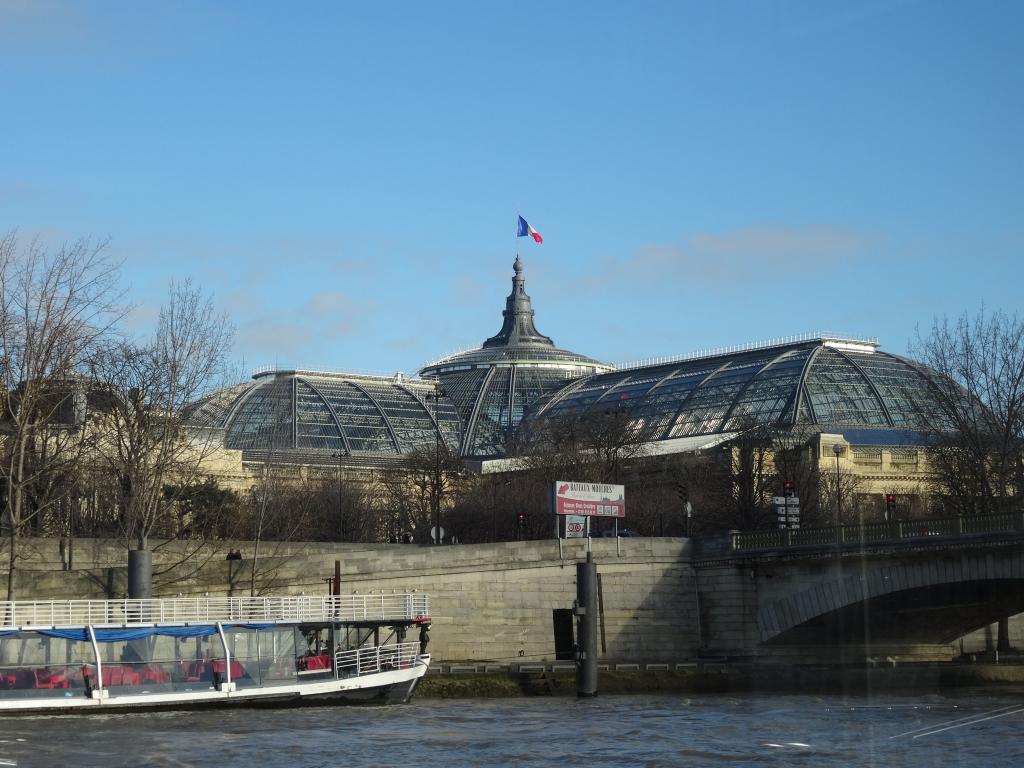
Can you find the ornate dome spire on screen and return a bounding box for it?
[481,256,554,349]
[418,256,611,457]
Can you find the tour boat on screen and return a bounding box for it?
[0,593,431,713]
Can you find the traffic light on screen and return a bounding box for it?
[783,480,795,498]
[885,494,897,518]
[516,512,526,539]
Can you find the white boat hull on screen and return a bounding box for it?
[0,656,429,714]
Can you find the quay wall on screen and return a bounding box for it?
[2,538,701,665]
[2,538,1022,663]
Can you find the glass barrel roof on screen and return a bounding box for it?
[182,370,461,462]
[418,257,612,457]
[527,338,943,442]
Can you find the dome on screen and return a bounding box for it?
[184,370,462,467]
[526,336,945,443]
[419,257,612,457]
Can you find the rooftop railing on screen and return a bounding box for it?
[616,332,880,371]
[731,511,1024,552]
[0,593,430,630]
[250,366,431,384]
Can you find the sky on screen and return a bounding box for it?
[1,0,1022,380]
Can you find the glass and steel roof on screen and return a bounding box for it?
[184,370,461,464]
[526,337,944,442]
[419,257,612,457]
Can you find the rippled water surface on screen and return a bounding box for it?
[1,691,1023,767]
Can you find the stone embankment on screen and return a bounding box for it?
[3,537,1021,666]
[3,537,699,666]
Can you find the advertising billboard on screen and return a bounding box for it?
[552,481,626,518]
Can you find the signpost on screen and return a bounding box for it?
[564,515,589,539]
[773,496,800,529]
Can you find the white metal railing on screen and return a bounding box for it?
[251,365,426,382]
[334,641,422,678]
[0,593,430,630]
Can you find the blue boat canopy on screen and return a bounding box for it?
[8,624,278,643]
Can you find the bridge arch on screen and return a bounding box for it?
[758,549,1024,646]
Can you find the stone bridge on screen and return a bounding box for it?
[694,512,1024,662]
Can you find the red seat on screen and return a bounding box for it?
[304,654,331,671]
[100,665,140,686]
[101,666,122,686]
[210,660,246,680]
[141,664,169,684]
[34,669,67,689]
[185,661,207,683]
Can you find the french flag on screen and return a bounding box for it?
[517,215,543,243]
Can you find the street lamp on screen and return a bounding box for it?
[332,452,345,542]
[832,443,843,527]
[425,391,442,545]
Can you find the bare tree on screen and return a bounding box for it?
[770,429,833,526]
[911,308,1024,516]
[241,465,320,596]
[378,444,465,544]
[89,280,233,594]
[512,408,649,483]
[695,424,776,531]
[816,461,865,526]
[0,234,123,600]
[444,470,556,542]
[504,407,651,538]
[303,474,376,543]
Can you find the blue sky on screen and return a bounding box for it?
[2,0,1021,378]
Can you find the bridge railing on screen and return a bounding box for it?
[731,511,1024,552]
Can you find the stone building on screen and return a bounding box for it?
[181,258,948,518]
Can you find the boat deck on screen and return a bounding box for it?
[0,594,430,630]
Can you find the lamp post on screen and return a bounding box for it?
[426,392,442,545]
[832,442,843,534]
[332,452,345,542]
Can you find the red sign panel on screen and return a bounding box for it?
[552,481,626,518]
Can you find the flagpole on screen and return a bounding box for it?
[515,210,520,262]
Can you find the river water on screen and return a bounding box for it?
[1,690,1022,767]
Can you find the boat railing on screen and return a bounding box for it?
[0,594,430,629]
[334,641,422,678]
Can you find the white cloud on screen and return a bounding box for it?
[0,0,91,50]
[586,224,875,290]
[303,291,375,337]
